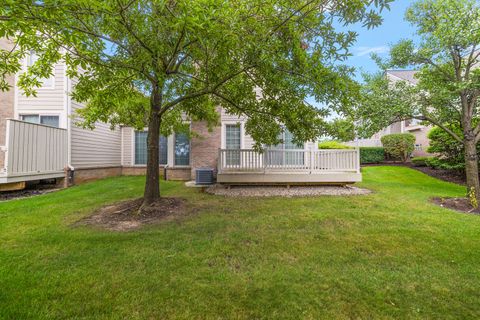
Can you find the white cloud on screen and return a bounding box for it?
[354,46,389,57]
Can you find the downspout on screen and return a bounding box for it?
[65,70,75,184]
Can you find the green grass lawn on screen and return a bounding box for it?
[1,166,479,319]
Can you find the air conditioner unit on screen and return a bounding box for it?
[195,168,214,185]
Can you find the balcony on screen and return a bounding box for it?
[0,119,67,184]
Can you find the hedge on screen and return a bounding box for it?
[411,156,431,167]
[360,147,385,164]
[318,141,352,149]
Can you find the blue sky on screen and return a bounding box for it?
[342,0,418,79]
[307,0,418,113]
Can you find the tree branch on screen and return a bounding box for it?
[160,65,255,114]
[418,115,464,143]
[212,91,278,117]
[474,122,480,143]
[115,0,155,57]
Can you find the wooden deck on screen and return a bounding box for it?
[0,119,67,184]
[217,149,362,185]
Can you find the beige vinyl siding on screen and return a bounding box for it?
[70,100,122,168]
[220,108,313,150]
[220,108,256,148]
[121,127,133,166]
[16,63,66,118]
[69,74,122,168]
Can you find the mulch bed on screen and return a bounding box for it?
[411,166,466,186]
[432,197,480,215]
[74,197,186,231]
[0,185,59,201]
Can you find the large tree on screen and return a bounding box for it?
[0,0,391,209]
[357,0,480,200]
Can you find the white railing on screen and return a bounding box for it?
[218,148,360,174]
[1,119,68,178]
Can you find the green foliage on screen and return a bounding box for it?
[381,133,415,162]
[324,118,356,142]
[0,0,393,147]
[469,187,478,209]
[411,156,431,167]
[427,125,464,158]
[425,157,465,171]
[355,0,480,197]
[427,126,480,171]
[318,141,352,149]
[360,147,385,164]
[424,157,442,169]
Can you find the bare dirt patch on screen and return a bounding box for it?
[205,185,371,197]
[74,197,186,231]
[432,197,480,215]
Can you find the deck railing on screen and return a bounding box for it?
[218,148,360,174]
[1,119,68,178]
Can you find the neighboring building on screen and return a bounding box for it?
[346,70,432,157]
[0,51,362,189]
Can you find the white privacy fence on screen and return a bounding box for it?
[1,119,68,178]
[218,148,360,173]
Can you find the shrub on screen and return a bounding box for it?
[411,156,431,167]
[425,157,442,169]
[425,157,465,171]
[360,147,385,164]
[381,133,416,162]
[427,126,465,165]
[427,126,480,171]
[318,141,352,149]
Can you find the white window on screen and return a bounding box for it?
[225,124,241,165]
[134,131,168,165]
[27,52,55,88]
[174,132,190,166]
[20,114,60,128]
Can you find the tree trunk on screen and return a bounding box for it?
[142,91,162,207]
[464,138,480,202]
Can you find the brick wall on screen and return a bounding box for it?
[73,167,122,184]
[190,120,221,179]
[122,166,190,181]
[166,167,191,181]
[122,166,166,178]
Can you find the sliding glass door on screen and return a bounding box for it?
[266,129,304,166]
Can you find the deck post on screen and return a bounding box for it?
[3,119,11,175]
[309,147,314,174]
[356,147,361,173]
[263,150,266,174]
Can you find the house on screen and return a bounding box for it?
[346,70,432,157]
[0,46,362,189]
